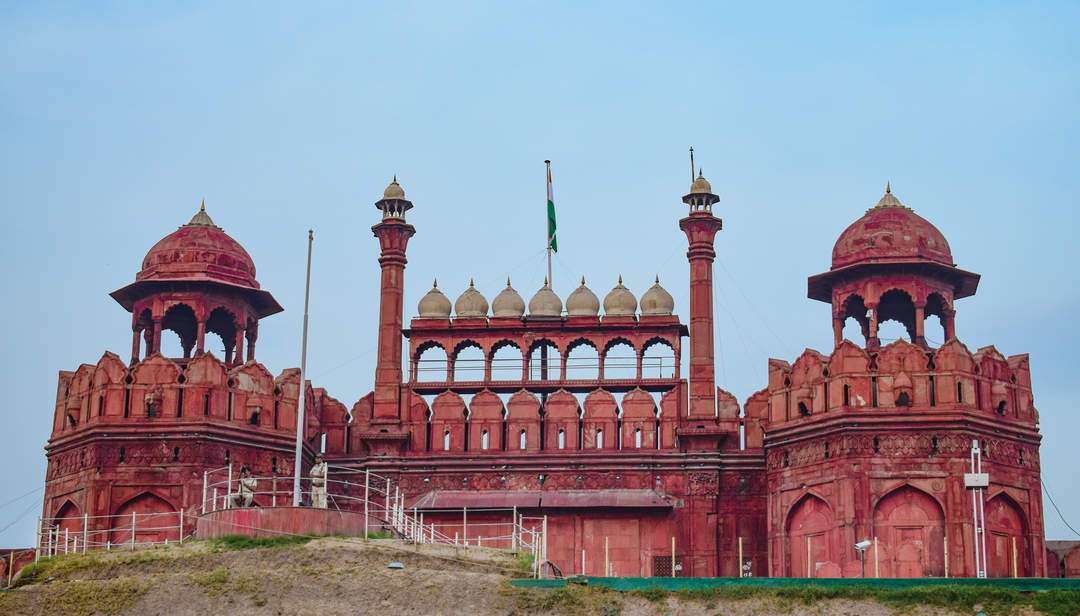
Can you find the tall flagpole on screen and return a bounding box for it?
[292,229,314,506]
[545,160,553,285]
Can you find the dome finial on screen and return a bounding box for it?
[506,276,511,287]
[470,278,475,287]
[581,275,586,285]
[200,198,205,212]
[433,277,438,288]
[699,168,703,177]
[886,181,891,194]
[544,276,549,286]
[618,274,623,284]
[655,274,660,283]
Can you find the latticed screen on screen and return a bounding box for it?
[652,555,684,577]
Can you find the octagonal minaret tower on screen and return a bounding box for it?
[370,177,416,425]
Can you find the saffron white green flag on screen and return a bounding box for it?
[547,164,557,252]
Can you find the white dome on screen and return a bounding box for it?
[417,280,451,318]
[491,278,525,317]
[565,277,600,316]
[639,276,674,315]
[603,276,637,316]
[528,280,562,317]
[454,280,489,317]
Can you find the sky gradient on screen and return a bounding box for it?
[2,2,1078,546]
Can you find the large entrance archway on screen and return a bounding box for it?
[110,492,180,545]
[787,494,839,577]
[872,486,944,578]
[985,493,1029,578]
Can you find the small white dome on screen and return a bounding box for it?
[639,276,674,315]
[491,278,525,317]
[528,280,562,317]
[417,279,451,318]
[383,176,406,200]
[689,170,712,194]
[565,277,600,316]
[454,280,489,317]
[603,276,637,316]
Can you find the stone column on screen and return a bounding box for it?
[942,308,956,341]
[131,327,142,365]
[636,351,643,380]
[832,315,843,347]
[195,320,206,355]
[246,322,257,362]
[151,319,162,356]
[233,328,245,366]
[865,303,879,351]
[914,302,927,348]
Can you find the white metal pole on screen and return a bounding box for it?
[35,516,41,561]
[130,512,136,551]
[292,229,314,506]
[512,505,518,551]
[364,469,370,538]
[179,508,184,544]
[463,507,467,545]
[64,528,69,554]
[384,477,390,520]
[202,470,208,514]
[542,515,548,570]
[83,513,88,553]
[227,463,233,508]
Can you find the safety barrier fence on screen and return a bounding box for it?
[37,466,551,578]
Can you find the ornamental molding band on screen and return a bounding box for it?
[36,177,1047,582]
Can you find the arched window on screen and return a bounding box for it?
[596,428,604,449]
[558,429,566,449]
[491,343,524,380]
[635,428,642,448]
[443,430,450,451]
[519,429,527,450]
[416,344,448,382]
[453,344,484,382]
[841,295,870,344]
[602,341,635,379]
[642,339,676,378]
[528,341,562,380]
[565,340,599,380]
[481,429,489,450]
[877,289,916,343]
[161,304,198,358]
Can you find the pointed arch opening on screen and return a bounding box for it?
[110,492,180,545]
[205,307,237,360]
[786,494,839,578]
[415,343,448,382]
[877,289,916,343]
[642,338,676,378]
[490,341,524,381]
[872,485,945,578]
[453,342,485,382]
[841,294,869,344]
[161,303,198,359]
[565,339,599,380]
[602,339,636,380]
[986,493,1030,578]
[527,339,562,380]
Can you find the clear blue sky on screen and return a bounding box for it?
[2,2,1078,546]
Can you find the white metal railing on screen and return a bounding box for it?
[36,508,193,559]
[199,464,550,577]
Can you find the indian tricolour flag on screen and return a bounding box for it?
[546,161,557,252]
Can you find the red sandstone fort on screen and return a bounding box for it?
[34,170,1078,579]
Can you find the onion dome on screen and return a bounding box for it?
[639,275,674,315]
[689,172,712,194]
[138,201,257,287]
[454,280,489,317]
[565,277,600,316]
[528,278,562,317]
[831,184,953,269]
[491,277,526,317]
[417,279,452,318]
[603,275,637,316]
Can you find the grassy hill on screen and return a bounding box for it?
[2,536,1078,615]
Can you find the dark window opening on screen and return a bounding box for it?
[345,426,351,454]
[226,392,233,421]
[172,446,179,462]
[249,410,260,426]
[871,377,878,407]
[798,402,810,417]
[123,389,131,418]
[66,413,77,429]
[203,393,210,416]
[425,422,432,452]
[785,390,791,420]
[224,450,230,465]
[996,400,1007,415]
[578,419,584,450]
[976,380,983,410]
[957,381,963,404]
[843,384,850,407]
[273,400,279,429]
[463,420,470,452]
[823,441,830,459]
[97,396,104,417]
[782,451,790,467]
[931,436,938,455]
[929,375,936,407]
[823,381,829,412]
[896,391,911,407]
[1019,449,1024,465]
[501,421,507,452]
[873,437,880,454]
[271,457,278,474]
[176,388,184,417]
[119,447,126,463]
